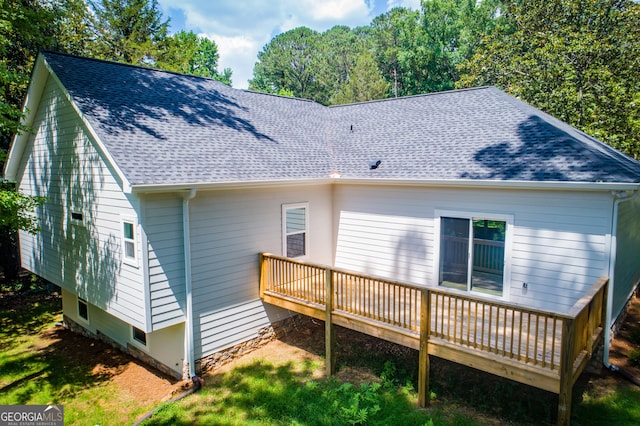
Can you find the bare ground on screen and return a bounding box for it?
[4,288,640,424]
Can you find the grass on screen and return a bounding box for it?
[2,286,640,426]
[141,360,475,426]
[0,287,156,425]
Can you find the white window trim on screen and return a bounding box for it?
[77,297,89,323]
[282,202,310,259]
[121,216,139,267]
[434,209,513,300]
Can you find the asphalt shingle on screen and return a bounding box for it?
[42,51,640,186]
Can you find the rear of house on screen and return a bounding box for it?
[5,51,640,379]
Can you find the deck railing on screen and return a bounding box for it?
[259,253,608,426]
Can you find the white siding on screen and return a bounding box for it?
[143,193,186,330]
[612,195,640,321]
[61,289,183,377]
[189,185,333,358]
[16,76,146,329]
[334,185,612,313]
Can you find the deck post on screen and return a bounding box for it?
[418,289,431,408]
[325,267,336,376]
[558,318,576,426]
[259,253,266,298]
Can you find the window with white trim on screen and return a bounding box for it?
[437,211,512,297]
[77,297,88,321]
[282,203,308,258]
[122,218,137,265]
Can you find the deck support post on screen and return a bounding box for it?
[558,318,576,426]
[259,253,266,298]
[325,267,336,376]
[418,290,431,408]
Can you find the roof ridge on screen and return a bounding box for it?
[329,86,493,108]
[41,50,229,86]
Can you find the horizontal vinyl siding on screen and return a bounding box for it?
[189,186,332,359]
[16,75,146,329]
[144,194,186,330]
[334,185,612,313]
[612,195,640,322]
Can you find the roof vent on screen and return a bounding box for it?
[369,160,381,170]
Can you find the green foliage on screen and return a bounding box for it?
[157,30,232,85]
[331,52,390,104]
[458,0,640,158]
[0,182,45,234]
[249,27,326,103]
[630,348,640,367]
[89,0,169,65]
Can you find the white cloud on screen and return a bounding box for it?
[387,0,421,10]
[158,0,412,89]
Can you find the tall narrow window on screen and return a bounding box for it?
[77,297,88,321]
[282,203,308,258]
[438,214,509,297]
[122,219,136,264]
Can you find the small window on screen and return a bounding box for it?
[77,298,88,321]
[132,327,147,345]
[282,203,308,258]
[122,219,137,264]
[71,211,84,222]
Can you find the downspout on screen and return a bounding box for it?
[604,189,640,370]
[183,188,197,379]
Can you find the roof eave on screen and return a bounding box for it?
[333,178,640,192]
[131,177,640,194]
[130,178,335,193]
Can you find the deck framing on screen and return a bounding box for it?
[259,253,608,426]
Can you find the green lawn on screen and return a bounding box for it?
[2,289,639,426]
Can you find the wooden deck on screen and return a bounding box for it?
[259,253,608,426]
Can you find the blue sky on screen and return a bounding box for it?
[156,0,420,88]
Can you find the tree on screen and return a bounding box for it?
[157,30,232,85]
[458,0,640,158]
[249,27,325,102]
[331,52,390,104]
[89,0,169,65]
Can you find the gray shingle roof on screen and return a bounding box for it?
[43,51,640,187]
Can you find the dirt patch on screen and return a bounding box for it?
[609,290,640,378]
[6,288,640,424]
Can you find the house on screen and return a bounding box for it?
[5,51,640,380]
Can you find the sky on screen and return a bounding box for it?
[156,0,421,89]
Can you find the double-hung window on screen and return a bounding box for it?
[122,218,137,265]
[282,203,308,258]
[437,211,512,297]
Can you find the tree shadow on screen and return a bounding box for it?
[463,115,640,182]
[46,52,276,143]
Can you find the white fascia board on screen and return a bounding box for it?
[40,57,133,193]
[130,178,334,194]
[131,176,639,194]
[331,178,640,192]
[4,56,49,181]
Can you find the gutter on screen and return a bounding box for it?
[604,189,640,370]
[182,188,197,379]
[130,177,640,194]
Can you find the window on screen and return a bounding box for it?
[282,203,308,258]
[71,211,84,223]
[132,327,147,345]
[77,297,88,321]
[122,218,137,264]
[437,212,511,297]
